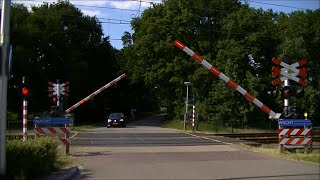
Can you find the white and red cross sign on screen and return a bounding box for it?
[48,81,70,97]
[272,58,307,86]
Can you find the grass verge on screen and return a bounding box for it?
[161,119,275,133]
[241,144,320,164]
[55,153,80,169]
[162,119,320,164]
[72,121,105,131]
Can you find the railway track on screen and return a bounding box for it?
[7,131,319,147]
[194,132,320,145]
[6,134,36,140]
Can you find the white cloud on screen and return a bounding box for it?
[12,0,109,17]
[12,0,109,8]
[107,0,160,9]
[69,0,108,6]
[81,9,104,17]
[12,0,161,10]
[12,0,50,8]
[109,1,137,9]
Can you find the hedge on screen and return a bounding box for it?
[6,137,59,180]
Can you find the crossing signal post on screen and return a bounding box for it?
[48,80,70,107]
[21,76,30,141]
[271,57,311,153]
[21,78,30,99]
[272,58,307,119]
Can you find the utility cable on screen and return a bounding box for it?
[13,0,313,11]
[243,0,310,10]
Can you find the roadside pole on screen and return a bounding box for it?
[280,79,290,153]
[56,79,60,107]
[0,0,11,177]
[65,123,69,155]
[184,82,191,130]
[192,93,196,132]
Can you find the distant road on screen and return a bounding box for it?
[71,114,320,180]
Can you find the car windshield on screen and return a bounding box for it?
[109,113,123,119]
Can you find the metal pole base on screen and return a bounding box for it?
[183,113,186,130]
[279,144,284,153]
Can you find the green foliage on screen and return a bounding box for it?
[119,0,319,129]
[301,86,320,124]
[6,137,59,180]
[7,111,19,122]
[9,0,320,127]
[9,1,120,121]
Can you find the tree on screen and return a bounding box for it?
[119,0,242,117]
[9,1,119,121]
[118,0,319,128]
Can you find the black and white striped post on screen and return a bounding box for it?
[192,93,196,132]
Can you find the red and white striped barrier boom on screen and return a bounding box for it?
[174,40,277,119]
[65,74,126,113]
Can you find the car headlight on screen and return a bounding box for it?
[120,119,124,121]
[107,119,112,122]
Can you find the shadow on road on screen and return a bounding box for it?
[79,169,95,180]
[73,151,111,157]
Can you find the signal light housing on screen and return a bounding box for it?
[20,86,31,98]
[282,85,304,99]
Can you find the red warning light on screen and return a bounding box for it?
[21,87,29,95]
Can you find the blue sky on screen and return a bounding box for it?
[12,0,320,49]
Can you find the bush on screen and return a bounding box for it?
[6,137,59,180]
[7,111,19,122]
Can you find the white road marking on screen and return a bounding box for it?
[184,132,234,145]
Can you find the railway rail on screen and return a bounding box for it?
[6,134,36,140]
[7,131,319,148]
[194,132,320,146]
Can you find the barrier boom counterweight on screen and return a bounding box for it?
[174,40,277,119]
[65,74,126,113]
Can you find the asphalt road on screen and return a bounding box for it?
[71,114,320,180]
